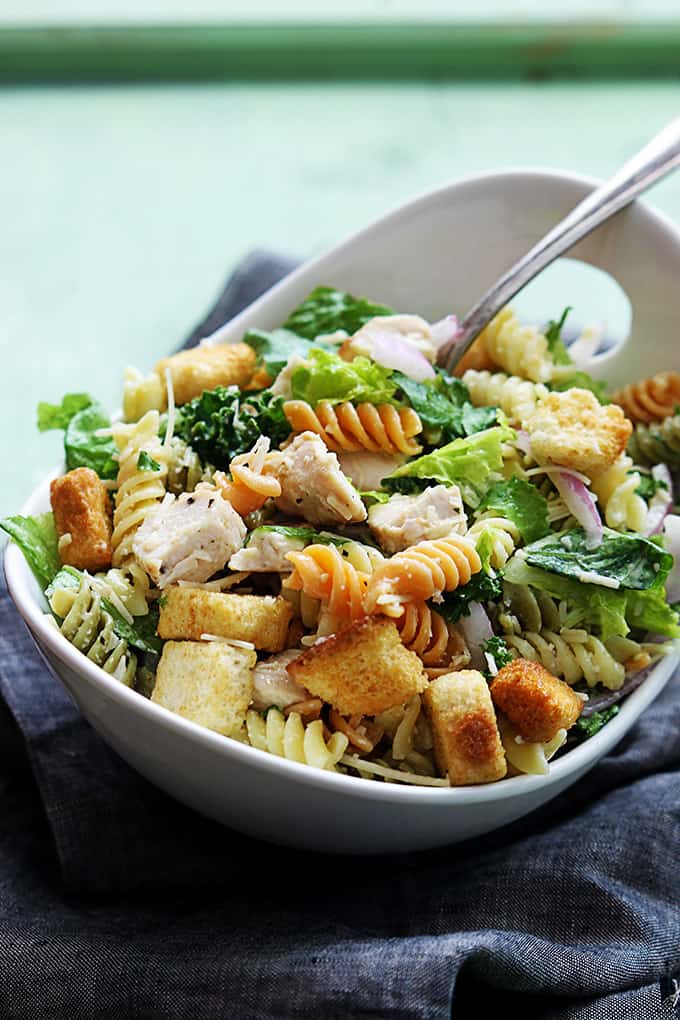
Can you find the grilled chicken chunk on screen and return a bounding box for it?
[251,649,309,710]
[269,432,367,525]
[133,484,246,588]
[367,484,467,554]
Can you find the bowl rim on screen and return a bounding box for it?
[5,165,680,807]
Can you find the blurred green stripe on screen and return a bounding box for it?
[1,21,680,81]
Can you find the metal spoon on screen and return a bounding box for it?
[438,117,680,374]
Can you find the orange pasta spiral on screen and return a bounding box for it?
[391,602,450,665]
[365,535,482,616]
[215,436,281,517]
[612,371,680,424]
[283,544,369,621]
[283,400,422,455]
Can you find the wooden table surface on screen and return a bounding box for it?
[2,78,680,517]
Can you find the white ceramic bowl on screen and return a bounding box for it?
[5,169,680,854]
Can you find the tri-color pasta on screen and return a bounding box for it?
[10,290,678,791]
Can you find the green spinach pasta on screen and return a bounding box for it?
[4,289,679,787]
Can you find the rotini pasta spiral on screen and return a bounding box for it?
[500,581,571,634]
[111,410,169,567]
[365,534,482,616]
[245,708,348,770]
[215,436,281,517]
[477,307,553,384]
[91,562,151,618]
[284,544,369,621]
[628,413,680,469]
[590,455,648,533]
[504,628,625,690]
[283,400,422,455]
[612,371,680,424]
[467,515,520,569]
[390,602,450,665]
[49,577,137,686]
[462,369,549,426]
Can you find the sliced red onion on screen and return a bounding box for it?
[662,513,680,602]
[552,470,603,549]
[368,330,435,382]
[458,602,494,670]
[430,314,461,349]
[645,464,674,536]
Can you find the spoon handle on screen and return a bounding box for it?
[439,117,680,374]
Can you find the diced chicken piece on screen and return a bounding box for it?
[133,484,246,588]
[50,467,113,572]
[367,485,467,554]
[251,649,309,710]
[340,315,437,363]
[269,431,367,525]
[229,527,306,573]
[270,353,311,398]
[336,451,403,492]
[156,342,256,406]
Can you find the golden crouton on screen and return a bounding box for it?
[524,388,631,476]
[151,640,255,735]
[423,670,506,784]
[490,658,583,743]
[287,616,427,716]
[157,588,293,652]
[156,342,256,406]
[50,467,113,572]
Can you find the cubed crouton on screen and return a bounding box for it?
[157,588,293,652]
[156,342,256,405]
[151,640,255,735]
[50,467,113,572]
[490,658,583,743]
[423,669,507,785]
[287,616,427,716]
[524,388,631,476]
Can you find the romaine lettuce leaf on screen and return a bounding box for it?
[284,286,393,340]
[523,527,672,591]
[479,476,550,544]
[64,403,119,480]
[545,307,573,366]
[360,491,391,507]
[383,424,514,508]
[242,327,318,378]
[37,392,118,480]
[549,371,609,403]
[482,636,513,672]
[573,705,619,739]
[175,385,291,467]
[290,349,396,406]
[37,393,93,432]
[393,370,497,444]
[0,512,60,590]
[503,556,680,640]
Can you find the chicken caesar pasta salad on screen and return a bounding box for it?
[4,288,680,787]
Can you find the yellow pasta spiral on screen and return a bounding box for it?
[365,534,482,616]
[245,708,348,770]
[467,515,520,569]
[283,400,422,455]
[111,411,169,567]
[612,371,680,424]
[590,455,647,533]
[215,436,281,517]
[504,628,624,690]
[462,369,549,426]
[284,544,369,621]
[478,307,553,383]
[391,601,450,665]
